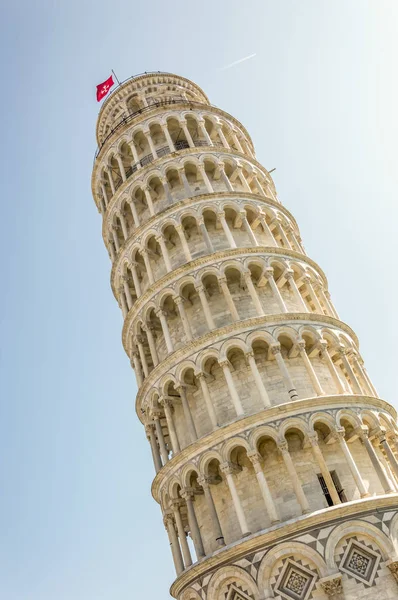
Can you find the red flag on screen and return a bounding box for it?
[96,75,114,102]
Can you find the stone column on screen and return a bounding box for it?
[350,351,374,396]
[248,452,280,524]
[285,271,308,312]
[219,165,234,192]
[116,155,127,182]
[142,323,159,366]
[243,271,264,316]
[141,248,155,285]
[118,212,128,239]
[176,385,197,443]
[318,342,346,394]
[127,140,140,166]
[264,268,288,313]
[172,501,192,567]
[232,131,243,152]
[129,200,140,228]
[272,219,291,249]
[302,276,323,313]
[198,119,213,146]
[217,211,236,248]
[278,441,310,514]
[160,398,180,454]
[246,351,271,407]
[164,513,184,575]
[218,276,239,321]
[130,264,142,298]
[377,434,398,481]
[297,340,325,396]
[271,344,298,400]
[112,227,120,253]
[338,349,362,394]
[156,234,172,272]
[197,164,214,193]
[161,123,175,152]
[175,224,192,262]
[144,129,158,159]
[308,434,341,505]
[197,476,225,546]
[174,296,193,341]
[178,168,192,196]
[100,182,109,207]
[146,424,162,473]
[131,352,143,387]
[105,166,116,195]
[219,360,244,416]
[181,489,205,559]
[119,288,128,318]
[220,463,250,535]
[180,121,195,147]
[334,429,368,498]
[143,186,155,216]
[153,413,169,464]
[240,211,259,247]
[156,309,174,354]
[198,217,214,252]
[136,336,149,377]
[259,216,277,247]
[123,278,133,309]
[196,372,218,428]
[195,284,216,330]
[160,176,173,204]
[215,123,230,148]
[253,176,266,197]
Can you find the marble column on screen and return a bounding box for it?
[197,476,225,546]
[248,452,280,523]
[219,360,244,416]
[278,441,310,514]
[271,344,298,400]
[308,434,341,505]
[220,463,250,535]
[196,372,218,428]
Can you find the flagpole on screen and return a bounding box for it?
[112,69,121,86]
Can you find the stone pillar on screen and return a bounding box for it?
[179,168,192,196]
[156,234,172,272]
[264,268,288,313]
[175,224,192,261]
[129,200,140,228]
[297,340,325,396]
[143,324,159,366]
[197,476,225,546]
[350,351,375,396]
[285,271,308,312]
[181,489,205,559]
[302,276,323,313]
[153,413,169,464]
[123,278,133,309]
[116,155,127,182]
[196,372,218,428]
[215,123,230,148]
[144,186,155,216]
[243,271,264,316]
[160,398,180,454]
[198,218,214,252]
[218,276,239,321]
[118,212,128,239]
[271,344,298,400]
[161,176,173,204]
[172,501,192,567]
[319,342,346,394]
[338,349,362,394]
[141,248,155,285]
[198,164,214,193]
[180,121,195,147]
[377,434,398,481]
[219,165,234,192]
[198,120,213,146]
[219,360,244,416]
[240,211,259,247]
[146,424,162,473]
[144,129,158,159]
[136,337,149,377]
[246,351,271,407]
[105,166,116,195]
[232,131,243,152]
[130,264,142,298]
[119,288,128,318]
[217,211,236,248]
[334,429,369,498]
[195,284,216,330]
[259,216,277,247]
[161,123,175,152]
[156,309,174,354]
[174,296,193,341]
[272,219,291,249]
[220,463,250,535]
[127,140,140,166]
[248,452,280,523]
[131,352,143,387]
[308,434,341,505]
[278,441,310,514]
[164,513,184,575]
[176,385,197,443]
[112,228,120,253]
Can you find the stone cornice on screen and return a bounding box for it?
[132,313,360,417]
[92,144,272,211]
[151,395,396,503]
[118,246,328,322]
[170,494,398,597]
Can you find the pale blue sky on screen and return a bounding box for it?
[1,1,397,599]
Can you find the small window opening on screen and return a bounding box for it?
[317,470,347,506]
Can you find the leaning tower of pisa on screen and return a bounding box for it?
[91,72,398,600]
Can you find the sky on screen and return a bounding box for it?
[0,1,398,599]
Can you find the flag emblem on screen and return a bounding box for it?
[96,75,114,102]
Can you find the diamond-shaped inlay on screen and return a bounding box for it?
[275,560,317,600]
[340,539,381,586]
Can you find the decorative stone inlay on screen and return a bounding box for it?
[274,559,317,600]
[318,574,343,596]
[339,538,381,586]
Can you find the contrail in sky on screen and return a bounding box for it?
[220,53,257,71]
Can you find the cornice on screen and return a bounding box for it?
[118,245,328,322]
[132,313,360,418]
[92,144,272,210]
[151,394,397,503]
[170,494,398,598]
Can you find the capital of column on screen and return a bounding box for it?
[218,360,230,369]
[247,450,262,467]
[264,267,274,280]
[220,461,240,475]
[307,433,319,448]
[180,487,195,501]
[284,269,295,280]
[277,440,289,455]
[145,423,156,437]
[270,343,281,356]
[163,512,175,529]
[296,340,306,352]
